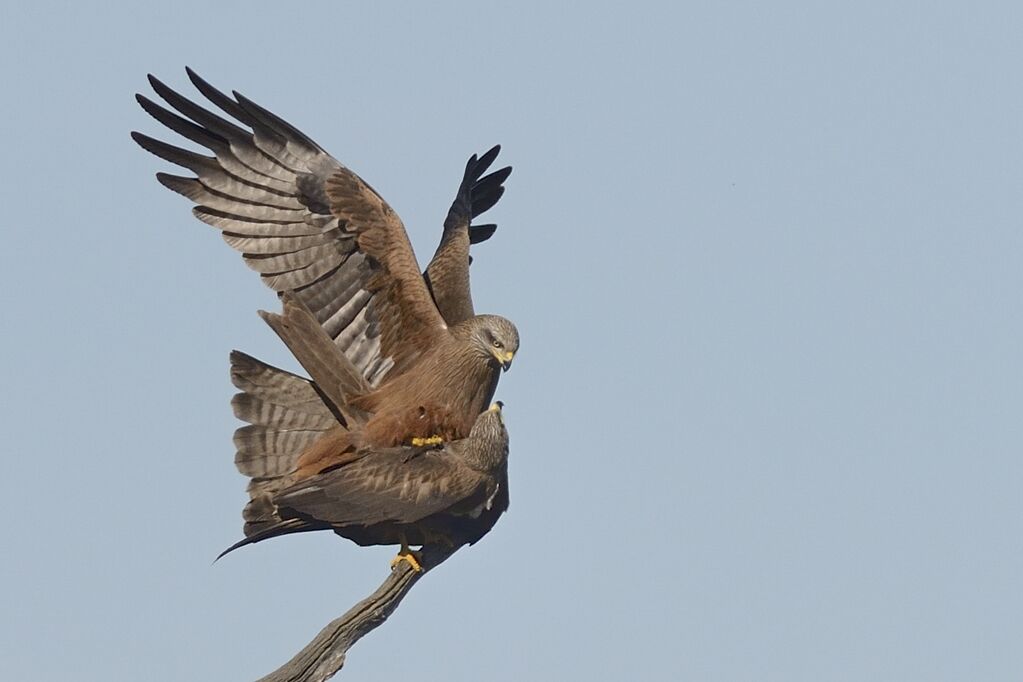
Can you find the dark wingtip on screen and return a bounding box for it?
[129,130,158,152]
[154,171,178,190]
[463,145,504,185]
[184,66,211,93]
[469,224,498,244]
[460,153,480,188]
[477,144,501,170]
[232,89,250,107]
[184,67,205,92]
[489,165,513,184]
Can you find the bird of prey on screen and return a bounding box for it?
[221,402,510,571]
[227,292,509,569]
[132,69,519,477]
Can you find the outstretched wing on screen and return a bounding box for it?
[324,169,448,377]
[133,69,447,386]
[424,146,512,325]
[275,450,492,527]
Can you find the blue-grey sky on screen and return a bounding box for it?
[2,2,1021,680]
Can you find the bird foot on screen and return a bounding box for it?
[390,548,424,573]
[410,435,444,447]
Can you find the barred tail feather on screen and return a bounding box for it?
[229,350,340,536]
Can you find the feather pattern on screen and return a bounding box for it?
[425,146,513,325]
[135,71,383,383]
[134,69,511,389]
[228,351,336,480]
[218,405,510,557]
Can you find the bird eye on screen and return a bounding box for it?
[492,340,504,349]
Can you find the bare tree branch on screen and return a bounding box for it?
[256,544,461,682]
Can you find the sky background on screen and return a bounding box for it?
[2,2,1021,680]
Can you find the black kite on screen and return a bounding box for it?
[227,294,510,568]
[133,69,519,475]
[221,402,510,570]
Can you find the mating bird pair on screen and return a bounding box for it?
[134,69,519,571]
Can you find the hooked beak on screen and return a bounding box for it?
[490,346,515,371]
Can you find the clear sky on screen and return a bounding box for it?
[2,2,1021,680]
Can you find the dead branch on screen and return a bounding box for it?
[255,543,461,682]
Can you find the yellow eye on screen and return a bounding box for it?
[492,340,504,349]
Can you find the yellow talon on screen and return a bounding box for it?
[410,435,444,447]
[390,545,424,573]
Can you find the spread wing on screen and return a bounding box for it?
[424,146,512,325]
[275,450,493,527]
[133,68,448,386]
[323,169,447,377]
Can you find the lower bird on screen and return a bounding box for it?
[227,292,510,569]
[220,402,510,571]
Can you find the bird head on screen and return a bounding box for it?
[465,401,510,471]
[470,315,519,371]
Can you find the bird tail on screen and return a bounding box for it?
[216,517,325,561]
[229,350,338,536]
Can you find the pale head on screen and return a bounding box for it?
[463,401,510,472]
[462,314,519,371]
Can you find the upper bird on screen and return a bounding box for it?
[133,69,519,469]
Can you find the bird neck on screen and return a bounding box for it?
[458,436,508,474]
[366,344,500,438]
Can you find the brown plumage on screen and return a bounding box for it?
[133,69,519,479]
[219,402,511,559]
[257,293,516,483]
[229,291,511,548]
[132,68,512,386]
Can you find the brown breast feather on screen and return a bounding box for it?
[292,345,496,480]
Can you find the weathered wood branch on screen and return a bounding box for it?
[256,543,461,682]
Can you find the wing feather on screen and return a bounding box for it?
[137,72,512,389]
[192,207,320,237]
[241,243,341,275]
[135,70,464,386]
[221,231,333,255]
[424,146,512,325]
[228,351,338,480]
[276,452,488,527]
[258,292,370,422]
[324,169,448,370]
[156,174,307,220]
